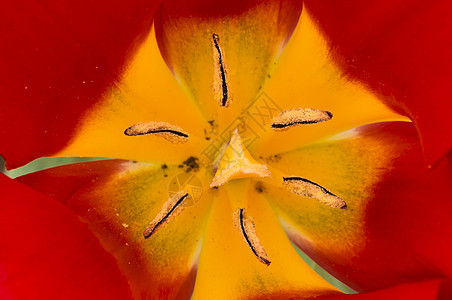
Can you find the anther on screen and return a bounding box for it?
[124,121,189,143]
[143,191,190,239]
[212,33,231,107]
[271,108,332,130]
[283,177,346,209]
[233,208,271,265]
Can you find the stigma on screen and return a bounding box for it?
[210,129,271,188]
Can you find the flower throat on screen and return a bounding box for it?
[124,34,346,265]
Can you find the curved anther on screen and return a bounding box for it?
[271,108,332,130]
[233,208,271,265]
[283,176,346,209]
[143,191,190,239]
[124,121,189,144]
[212,33,231,107]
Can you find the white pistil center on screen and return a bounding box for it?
[210,129,271,188]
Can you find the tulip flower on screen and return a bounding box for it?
[1,0,451,299]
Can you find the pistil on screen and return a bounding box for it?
[210,130,270,187]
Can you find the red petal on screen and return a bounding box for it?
[325,279,450,300]
[18,160,211,299]
[154,0,302,119]
[304,0,452,165]
[158,0,299,18]
[0,0,160,169]
[265,122,452,291]
[0,174,132,299]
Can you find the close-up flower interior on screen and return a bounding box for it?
[1,0,451,299]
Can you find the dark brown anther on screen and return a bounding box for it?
[283,176,346,209]
[233,208,271,265]
[124,121,189,143]
[143,191,190,239]
[212,33,231,107]
[271,108,333,130]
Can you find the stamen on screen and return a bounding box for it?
[271,108,332,130]
[124,121,189,143]
[233,208,271,266]
[143,191,190,239]
[283,177,346,209]
[212,33,231,107]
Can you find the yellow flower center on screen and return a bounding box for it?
[127,31,348,266]
[135,109,345,265]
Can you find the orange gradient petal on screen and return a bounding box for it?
[305,0,452,166]
[262,122,452,292]
[192,181,341,299]
[18,160,213,299]
[56,27,209,164]
[0,0,160,169]
[155,0,302,120]
[251,7,406,156]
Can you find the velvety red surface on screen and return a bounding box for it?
[324,279,449,300]
[0,173,132,299]
[304,0,452,166]
[0,0,160,169]
[157,0,302,18]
